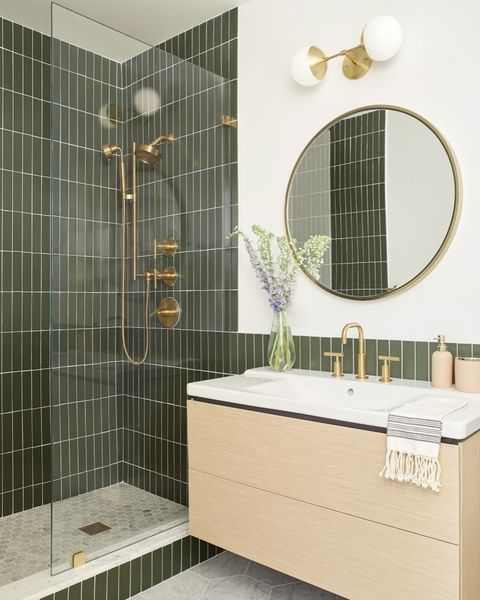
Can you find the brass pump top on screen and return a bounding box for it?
[435,334,448,351]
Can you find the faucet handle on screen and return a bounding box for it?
[378,355,401,383]
[324,351,344,378]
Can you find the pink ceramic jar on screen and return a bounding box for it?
[455,357,480,393]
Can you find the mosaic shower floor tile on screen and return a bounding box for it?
[0,483,187,587]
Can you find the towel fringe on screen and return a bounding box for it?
[379,449,442,492]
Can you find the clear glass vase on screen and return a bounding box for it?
[267,310,296,372]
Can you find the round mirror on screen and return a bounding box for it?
[285,106,461,300]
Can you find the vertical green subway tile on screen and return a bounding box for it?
[415,342,429,381]
[141,553,152,592]
[342,338,354,375]
[172,539,182,576]
[227,333,238,374]
[200,539,209,562]
[320,338,332,372]
[377,339,389,368]
[299,336,310,370]
[182,536,192,571]
[237,333,246,374]
[428,342,437,380]
[245,334,255,370]
[473,344,480,358]
[130,557,142,596]
[449,343,458,362]
[331,336,342,354]
[68,583,81,600]
[54,590,67,600]
[107,567,119,600]
[263,334,269,365]
[402,341,415,381]
[93,571,107,600]
[207,542,217,559]
[162,543,172,581]
[253,334,264,368]
[118,562,130,600]
[81,577,94,600]
[310,336,321,371]
[190,537,200,567]
[457,343,472,359]
[365,339,377,376]
[389,340,402,379]
[152,548,163,586]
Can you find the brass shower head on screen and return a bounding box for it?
[135,134,175,165]
[102,143,123,159]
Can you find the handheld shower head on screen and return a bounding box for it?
[134,134,175,165]
[102,143,126,196]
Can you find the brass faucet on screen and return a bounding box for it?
[341,322,368,380]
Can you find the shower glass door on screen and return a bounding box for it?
[49,3,192,574]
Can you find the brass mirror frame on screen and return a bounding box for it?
[285,105,462,301]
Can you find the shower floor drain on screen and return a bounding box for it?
[79,522,112,536]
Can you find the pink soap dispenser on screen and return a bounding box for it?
[431,335,453,388]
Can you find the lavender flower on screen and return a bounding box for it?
[230,226,330,313]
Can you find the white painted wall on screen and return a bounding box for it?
[237,0,480,343]
[385,110,454,288]
[0,0,250,60]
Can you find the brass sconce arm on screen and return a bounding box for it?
[291,15,402,84]
[307,43,373,81]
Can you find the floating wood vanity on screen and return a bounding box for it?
[187,398,480,600]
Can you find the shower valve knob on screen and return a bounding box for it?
[154,237,178,257]
[145,266,178,288]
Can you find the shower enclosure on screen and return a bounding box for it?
[0,1,236,591]
[49,4,193,574]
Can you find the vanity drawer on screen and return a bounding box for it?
[188,400,460,543]
[189,470,459,600]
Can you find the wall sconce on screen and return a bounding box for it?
[291,15,403,86]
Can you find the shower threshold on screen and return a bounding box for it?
[0,483,188,595]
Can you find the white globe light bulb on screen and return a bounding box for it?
[363,15,403,62]
[291,46,325,86]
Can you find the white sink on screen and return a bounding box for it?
[244,377,408,411]
[187,367,480,440]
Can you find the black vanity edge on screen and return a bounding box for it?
[188,396,461,446]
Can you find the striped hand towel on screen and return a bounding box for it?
[380,396,468,492]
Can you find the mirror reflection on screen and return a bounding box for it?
[286,107,460,299]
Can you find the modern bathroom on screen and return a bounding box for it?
[0,0,478,599]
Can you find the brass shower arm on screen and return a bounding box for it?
[150,134,175,146]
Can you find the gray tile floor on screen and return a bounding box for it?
[132,551,346,600]
[0,483,188,586]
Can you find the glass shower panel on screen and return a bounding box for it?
[49,3,189,575]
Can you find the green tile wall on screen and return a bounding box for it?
[39,536,219,600]
[330,109,388,297]
[121,9,238,506]
[179,331,478,384]
[49,36,124,503]
[0,18,51,517]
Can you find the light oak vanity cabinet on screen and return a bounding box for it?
[187,399,480,600]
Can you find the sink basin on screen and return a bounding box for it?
[187,367,480,440]
[244,377,408,411]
